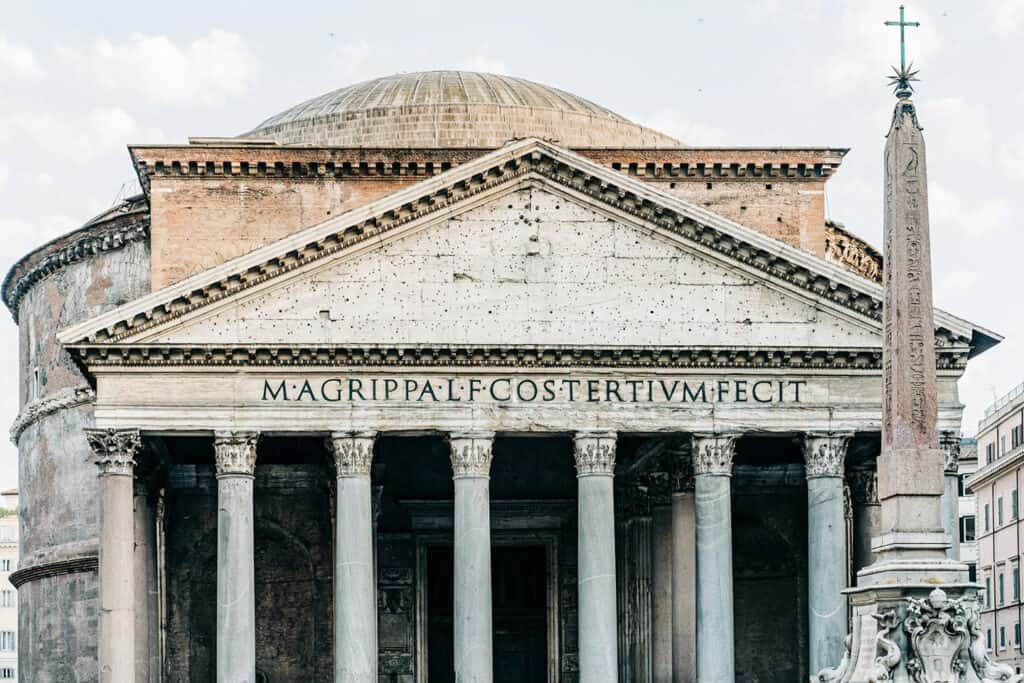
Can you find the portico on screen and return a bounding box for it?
[57,138,985,682]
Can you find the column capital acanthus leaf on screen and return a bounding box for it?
[573,430,617,476]
[328,430,377,478]
[449,431,495,479]
[803,432,854,479]
[691,432,739,476]
[939,431,961,474]
[85,428,141,477]
[213,430,260,477]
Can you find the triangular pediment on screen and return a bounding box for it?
[58,139,996,365]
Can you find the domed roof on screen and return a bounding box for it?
[244,71,680,148]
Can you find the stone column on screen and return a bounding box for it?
[86,428,142,683]
[670,452,696,683]
[133,478,158,683]
[648,473,673,683]
[941,431,962,560]
[574,430,619,683]
[802,431,853,675]
[328,431,378,683]
[449,431,495,683]
[214,431,259,683]
[692,432,737,683]
[848,466,880,577]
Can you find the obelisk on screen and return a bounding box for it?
[809,10,1018,681]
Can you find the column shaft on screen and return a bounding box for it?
[651,504,673,683]
[574,431,618,683]
[671,491,696,683]
[214,431,259,683]
[87,428,141,683]
[330,432,377,682]
[450,431,495,683]
[133,483,158,683]
[692,433,737,683]
[803,433,852,675]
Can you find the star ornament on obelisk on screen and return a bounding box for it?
[810,7,1024,682]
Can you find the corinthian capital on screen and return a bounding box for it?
[573,431,617,476]
[214,431,260,477]
[940,431,961,474]
[691,433,739,476]
[802,432,853,479]
[328,431,376,478]
[449,431,495,479]
[85,428,141,476]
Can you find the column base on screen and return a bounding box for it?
[811,564,1019,683]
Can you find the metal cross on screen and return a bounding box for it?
[885,5,920,75]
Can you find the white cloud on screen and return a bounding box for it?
[0,107,163,162]
[91,30,256,105]
[0,35,45,81]
[0,215,79,267]
[0,164,8,188]
[995,0,1024,35]
[332,40,372,80]
[457,54,508,75]
[935,269,979,306]
[633,107,728,145]
[930,184,1010,238]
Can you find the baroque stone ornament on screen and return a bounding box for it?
[690,432,738,476]
[448,431,494,479]
[327,431,376,478]
[869,610,902,682]
[803,432,853,478]
[213,431,260,477]
[573,430,617,476]
[85,428,141,476]
[940,431,961,474]
[904,588,969,683]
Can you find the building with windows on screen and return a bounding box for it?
[2,71,1001,681]
[969,382,1024,671]
[959,438,979,579]
[0,490,18,681]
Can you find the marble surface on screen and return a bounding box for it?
[99,473,135,683]
[695,475,733,683]
[216,475,256,683]
[335,476,376,682]
[672,492,697,683]
[806,476,846,673]
[453,476,493,682]
[577,473,618,682]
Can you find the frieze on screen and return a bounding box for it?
[69,343,973,371]
[85,428,141,476]
[63,141,979,358]
[10,385,95,443]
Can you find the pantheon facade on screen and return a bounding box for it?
[3,71,999,682]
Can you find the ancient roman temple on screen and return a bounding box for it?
[3,71,1000,682]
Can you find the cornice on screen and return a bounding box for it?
[63,343,970,371]
[2,212,149,322]
[58,139,990,356]
[10,385,96,443]
[9,555,97,588]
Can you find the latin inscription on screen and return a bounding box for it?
[261,377,807,404]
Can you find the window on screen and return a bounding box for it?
[961,516,976,543]
[0,560,10,572]
[970,563,978,583]
[1013,425,1024,450]
[1001,625,1007,649]
[989,628,994,649]
[1000,572,1006,605]
[987,576,993,607]
[0,591,14,608]
[1014,566,1020,602]
[1004,435,1009,455]
[986,504,991,531]
[959,474,968,497]
[989,443,997,464]
[1016,622,1021,646]
[0,668,14,679]
[999,497,1005,527]
[1014,490,1020,520]
[0,631,14,652]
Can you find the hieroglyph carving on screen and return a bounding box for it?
[213,431,259,477]
[448,431,494,478]
[327,431,376,478]
[573,431,617,476]
[85,428,141,476]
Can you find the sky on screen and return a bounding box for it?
[1,0,1022,490]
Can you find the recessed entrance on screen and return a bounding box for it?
[425,544,549,682]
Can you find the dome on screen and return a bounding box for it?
[244,70,680,148]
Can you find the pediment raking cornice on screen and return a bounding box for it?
[57,138,997,355]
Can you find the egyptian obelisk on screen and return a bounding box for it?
[810,8,1021,682]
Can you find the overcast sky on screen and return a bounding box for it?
[2,0,1022,490]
